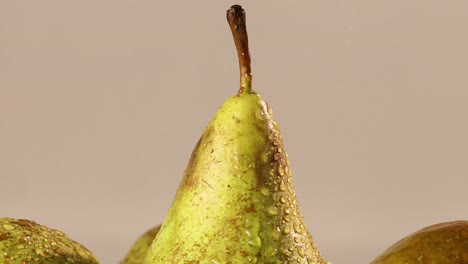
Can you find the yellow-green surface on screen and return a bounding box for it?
[122,225,161,264]
[145,91,326,263]
[144,5,326,263]
[371,220,468,264]
[0,217,99,264]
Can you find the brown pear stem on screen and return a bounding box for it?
[227,5,253,95]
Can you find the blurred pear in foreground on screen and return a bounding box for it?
[0,217,99,264]
[122,225,161,264]
[371,220,468,264]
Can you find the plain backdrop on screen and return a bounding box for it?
[1,1,467,263]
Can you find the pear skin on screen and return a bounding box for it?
[0,217,99,264]
[371,220,468,264]
[122,225,161,264]
[145,5,326,263]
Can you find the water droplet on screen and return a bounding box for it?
[266,102,273,115]
[55,248,66,255]
[255,110,266,121]
[280,196,287,204]
[270,228,280,240]
[281,247,292,257]
[260,187,270,196]
[268,206,279,215]
[34,248,46,257]
[294,223,303,234]
[248,236,262,248]
[277,147,283,153]
[279,182,286,191]
[278,166,285,176]
[53,230,65,237]
[273,153,279,161]
[283,227,291,235]
[250,256,258,263]
[191,243,201,252]
[273,121,280,130]
[284,208,291,215]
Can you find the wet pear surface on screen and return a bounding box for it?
[145,5,327,263]
[145,92,326,263]
[371,220,468,264]
[122,225,160,264]
[0,218,99,264]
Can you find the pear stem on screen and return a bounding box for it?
[227,5,253,95]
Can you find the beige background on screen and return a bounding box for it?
[1,1,467,263]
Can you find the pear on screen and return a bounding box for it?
[145,5,327,263]
[122,225,161,264]
[371,220,468,264]
[0,217,99,264]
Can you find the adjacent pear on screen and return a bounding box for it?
[0,217,99,264]
[371,220,468,264]
[145,5,327,263]
[122,225,161,264]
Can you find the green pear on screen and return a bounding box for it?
[145,5,327,263]
[0,217,99,264]
[122,225,161,264]
[371,220,468,264]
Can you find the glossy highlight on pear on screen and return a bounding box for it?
[144,5,327,263]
